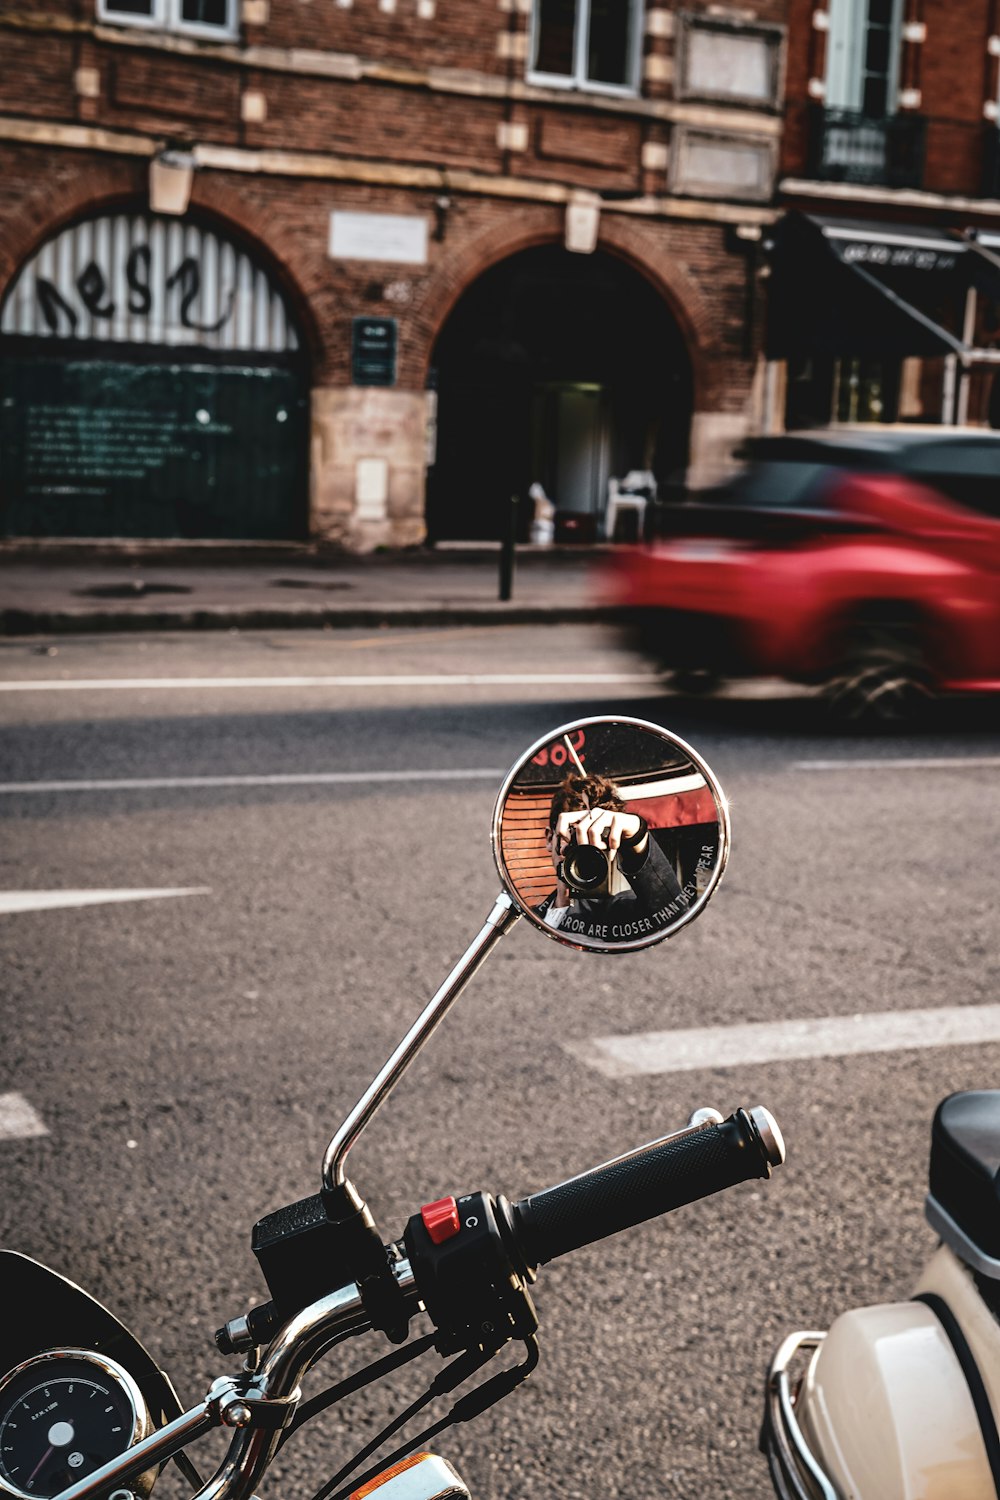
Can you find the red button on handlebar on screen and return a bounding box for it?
[420,1196,461,1244]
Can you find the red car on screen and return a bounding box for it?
[603,429,1000,722]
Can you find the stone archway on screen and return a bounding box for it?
[0,207,309,539]
[425,243,693,543]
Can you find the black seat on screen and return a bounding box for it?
[930,1092,1000,1264]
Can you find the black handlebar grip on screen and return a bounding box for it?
[512,1107,784,1268]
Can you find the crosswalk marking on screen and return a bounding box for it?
[569,1004,1000,1077]
[0,888,210,914]
[0,673,658,693]
[0,1093,49,1140]
[0,771,502,795]
[796,757,1000,771]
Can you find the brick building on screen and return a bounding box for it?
[772,0,1000,434]
[2,0,998,547]
[0,0,787,544]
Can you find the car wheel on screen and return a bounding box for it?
[822,622,934,727]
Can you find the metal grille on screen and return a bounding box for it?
[808,105,926,189]
[0,214,300,354]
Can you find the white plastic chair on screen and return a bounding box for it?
[605,470,654,541]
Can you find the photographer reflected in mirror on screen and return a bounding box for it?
[537,774,685,942]
[493,716,729,951]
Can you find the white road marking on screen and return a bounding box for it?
[569,1005,1000,1077]
[0,673,658,693]
[0,770,502,795]
[0,888,210,913]
[0,1093,49,1139]
[796,756,1000,771]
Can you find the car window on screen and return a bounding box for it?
[725,461,831,509]
[899,442,1000,519]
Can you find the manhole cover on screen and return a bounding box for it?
[271,577,354,592]
[75,582,193,598]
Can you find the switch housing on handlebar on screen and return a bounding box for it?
[403,1192,538,1356]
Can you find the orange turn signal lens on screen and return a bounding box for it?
[350,1453,433,1499]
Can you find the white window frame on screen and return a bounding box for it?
[527,0,645,98]
[96,0,238,42]
[825,0,904,114]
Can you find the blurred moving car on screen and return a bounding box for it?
[603,428,1000,722]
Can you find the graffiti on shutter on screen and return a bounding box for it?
[1,214,299,354]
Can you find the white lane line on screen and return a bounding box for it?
[0,1093,49,1140]
[569,1005,1000,1077]
[0,674,658,693]
[0,769,503,795]
[797,757,1000,771]
[0,888,210,914]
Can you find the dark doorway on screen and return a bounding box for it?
[425,245,692,542]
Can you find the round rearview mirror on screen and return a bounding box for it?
[492,716,729,953]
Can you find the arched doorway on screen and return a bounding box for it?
[425,245,692,543]
[0,211,309,539]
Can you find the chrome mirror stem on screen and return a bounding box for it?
[322,893,520,1193]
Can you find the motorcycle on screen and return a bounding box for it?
[762,1089,1000,1500]
[0,715,785,1500]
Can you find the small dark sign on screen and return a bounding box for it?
[352,317,397,387]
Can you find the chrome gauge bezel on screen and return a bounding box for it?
[0,1348,152,1500]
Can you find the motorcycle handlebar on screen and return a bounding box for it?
[511,1107,784,1268]
[78,1109,784,1500]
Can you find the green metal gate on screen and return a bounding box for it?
[0,355,308,539]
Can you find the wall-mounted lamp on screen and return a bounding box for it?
[149,148,197,216]
[433,195,451,243]
[565,191,600,255]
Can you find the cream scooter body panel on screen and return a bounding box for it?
[914,1245,1000,1426]
[795,1299,994,1499]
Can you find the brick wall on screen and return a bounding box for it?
[921,0,993,196]
[0,31,76,120]
[921,0,993,127]
[99,49,244,138]
[0,132,754,407]
[780,0,814,177]
[0,2,785,541]
[782,0,996,197]
[254,0,509,75]
[0,24,768,197]
[243,76,507,170]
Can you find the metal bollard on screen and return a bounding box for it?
[499,493,519,601]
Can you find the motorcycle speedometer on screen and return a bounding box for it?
[0,1349,150,1499]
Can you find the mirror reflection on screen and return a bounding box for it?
[493,717,728,952]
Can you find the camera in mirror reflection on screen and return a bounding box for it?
[560,839,615,899]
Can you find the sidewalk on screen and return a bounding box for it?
[0,542,621,635]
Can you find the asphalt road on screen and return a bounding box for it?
[1,622,998,1500]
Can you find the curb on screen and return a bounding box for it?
[0,603,619,636]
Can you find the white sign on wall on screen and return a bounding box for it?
[355,457,389,520]
[686,29,775,103]
[329,212,429,265]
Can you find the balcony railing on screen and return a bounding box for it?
[808,106,926,189]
